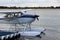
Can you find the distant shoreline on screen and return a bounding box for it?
[0,6,60,9]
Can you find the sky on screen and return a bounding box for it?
[0,0,60,7]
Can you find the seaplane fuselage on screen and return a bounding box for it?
[14,14,39,24]
[2,14,39,24]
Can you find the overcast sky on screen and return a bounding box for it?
[0,0,60,7]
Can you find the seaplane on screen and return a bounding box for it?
[0,10,46,39]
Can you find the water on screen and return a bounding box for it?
[0,9,60,40]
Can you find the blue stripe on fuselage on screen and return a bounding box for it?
[19,15,39,18]
[0,15,39,20]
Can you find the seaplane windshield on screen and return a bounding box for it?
[18,13,22,16]
[14,13,22,17]
[14,13,19,17]
[5,13,22,18]
[11,14,14,17]
[0,12,23,19]
[4,14,13,18]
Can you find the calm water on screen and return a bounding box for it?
[0,9,60,40]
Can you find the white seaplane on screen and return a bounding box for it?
[0,10,46,39]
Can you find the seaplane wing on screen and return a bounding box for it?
[0,12,22,14]
[0,9,32,14]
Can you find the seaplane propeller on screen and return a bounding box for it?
[35,15,39,21]
[37,17,39,21]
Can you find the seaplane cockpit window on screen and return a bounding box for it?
[4,14,9,18]
[14,13,21,17]
[5,14,10,18]
[18,13,21,17]
[8,15,11,18]
[5,14,14,18]
[14,13,18,17]
[10,14,14,17]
